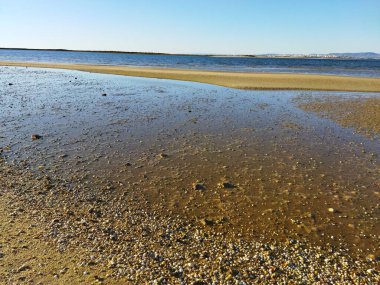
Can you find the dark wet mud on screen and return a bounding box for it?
[1,66,379,261]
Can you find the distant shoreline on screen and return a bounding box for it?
[2,61,380,92]
[0,47,211,57]
[1,47,379,60]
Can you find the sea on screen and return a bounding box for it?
[1,48,380,77]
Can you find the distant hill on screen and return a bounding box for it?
[328,52,380,59]
[256,52,380,59]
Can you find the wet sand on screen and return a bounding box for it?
[1,159,379,284]
[2,61,380,92]
[1,66,380,283]
[298,96,380,139]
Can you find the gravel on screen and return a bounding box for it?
[0,159,379,284]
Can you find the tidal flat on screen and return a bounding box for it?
[0,66,379,284]
[298,94,380,139]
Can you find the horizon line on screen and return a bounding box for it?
[1,47,379,58]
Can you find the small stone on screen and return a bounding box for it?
[367,269,375,274]
[193,281,207,285]
[17,264,31,272]
[94,275,105,281]
[230,268,239,276]
[8,83,13,86]
[31,134,42,140]
[200,218,214,226]
[328,208,336,213]
[159,153,168,159]
[102,93,107,96]
[218,181,235,189]
[108,259,117,268]
[193,182,205,191]
[367,254,375,260]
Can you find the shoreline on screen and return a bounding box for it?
[2,60,380,92]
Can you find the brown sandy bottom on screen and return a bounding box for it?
[297,94,380,139]
[1,66,380,284]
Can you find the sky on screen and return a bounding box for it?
[0,0,379,54]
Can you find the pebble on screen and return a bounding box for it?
[159,153,168,159]
[17,264,31,272]
[218,181,235,189]
[200,218,214,226]
[31,134,42,140]
[193,182,205,191]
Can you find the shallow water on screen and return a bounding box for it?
[1,66,379,256]
[1,49,380,77]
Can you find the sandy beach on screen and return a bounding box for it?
[2,61,380,92]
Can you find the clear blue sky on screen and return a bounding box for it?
[1,0,379,54]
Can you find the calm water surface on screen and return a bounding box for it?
[1,49,380,77]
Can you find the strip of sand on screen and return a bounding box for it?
[2,61,380,92]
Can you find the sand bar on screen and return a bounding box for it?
[2,60,380,92]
